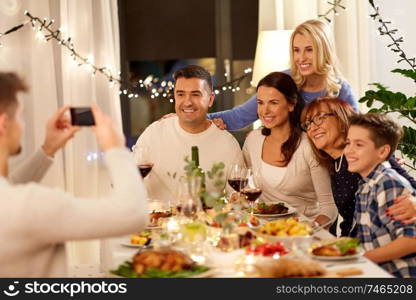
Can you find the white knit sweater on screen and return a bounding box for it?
[0,148,148,277]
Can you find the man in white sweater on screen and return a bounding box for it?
[0,72,148,277]
[133,65,243,206]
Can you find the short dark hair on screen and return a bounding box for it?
[256,72,305,166]
[349,113,403,158]
[0,72,28,116]
[173,65,213,92]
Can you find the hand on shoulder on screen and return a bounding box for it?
[212,118,227,130]
[386,194,416,225]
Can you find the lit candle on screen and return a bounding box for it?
[166,217,180,232]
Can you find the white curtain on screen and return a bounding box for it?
[258,0,371,103]
[0,0,121,269]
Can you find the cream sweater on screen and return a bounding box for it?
[133,116,243,205]
[9,149,54,184]
[243,130,337,220]
[0,148,148,277]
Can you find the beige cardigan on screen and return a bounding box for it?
[243,130,337,220]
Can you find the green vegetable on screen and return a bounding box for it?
[110,262,138,278]
[110,261,209,278]
[333,238,360,254]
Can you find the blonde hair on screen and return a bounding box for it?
[290,19,342,97]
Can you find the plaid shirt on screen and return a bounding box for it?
[355,162,416,278]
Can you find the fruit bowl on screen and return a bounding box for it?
[254,217,313,250]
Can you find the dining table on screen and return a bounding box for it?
[100,214,393,278]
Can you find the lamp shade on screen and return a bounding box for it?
[251,30,293,86]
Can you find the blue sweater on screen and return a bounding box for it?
[208,77,358,131]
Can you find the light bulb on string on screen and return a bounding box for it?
[35,30,45,41]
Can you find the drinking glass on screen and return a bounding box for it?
[176,176,202,220]
[133,145,154,179]
[227,164,248,200]
[240,168,263,215]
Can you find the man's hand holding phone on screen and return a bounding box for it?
[90,104,125,151]
[42,106,81,157]
[43,105,124,155]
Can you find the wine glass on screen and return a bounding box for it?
[134,145,154,179]
[227,164,248,200]
[240,168,263,215]
[177,176,202,220]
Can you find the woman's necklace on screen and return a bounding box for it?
[334,154,344,173]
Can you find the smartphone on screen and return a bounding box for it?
[70,107,95,126]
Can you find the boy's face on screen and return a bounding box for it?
[345,125,390,177]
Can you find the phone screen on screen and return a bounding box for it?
[70,107,95,126]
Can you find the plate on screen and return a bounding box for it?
[188,268,217,278]
[120,242,152,249]
[146,225,163,230]
[308,248,364,261]
[120,237,152,249]
[255,233,312,250]
[109,264,214,278]
[253,206,297,218]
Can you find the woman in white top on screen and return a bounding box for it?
[243,72,337,225]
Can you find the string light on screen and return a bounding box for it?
[318,0,346,23]
[368,0,416,70]
[0,10,253,101]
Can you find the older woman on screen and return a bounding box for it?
[243,72,337,225]
[301,97,416,236]
[208,19,358,130]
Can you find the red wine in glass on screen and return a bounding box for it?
[228,178,248,192]
[182,203,198,218]
[138,163,153,178]
[241,188,262,202]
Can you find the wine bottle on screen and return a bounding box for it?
[191,146,208,209]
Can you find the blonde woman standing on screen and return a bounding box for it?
[208,19,358,130]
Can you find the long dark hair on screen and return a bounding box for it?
[257,72,305,166]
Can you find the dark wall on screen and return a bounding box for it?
[231,1,258,60]
[125,0,216,61]
[124,0,258,61]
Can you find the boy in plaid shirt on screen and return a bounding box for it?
[345,113,416,277]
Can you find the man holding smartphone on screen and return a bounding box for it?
[8,102,81,184]
[0,72,148,277]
